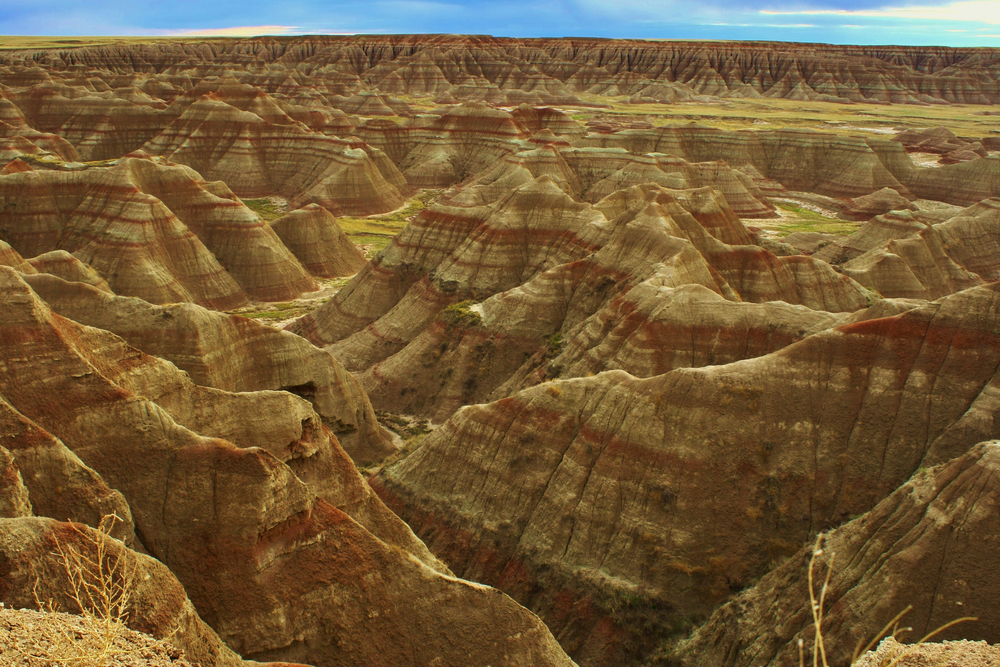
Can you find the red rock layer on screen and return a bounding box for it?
[24,273,392,465]
[0,158,248,308]
[673,441,1000,666]
[120,157,317,300]
[269,204,367,278]
[373,281,1000,666]
[4,83,168,160]
[0,266,575,667]
[355,102,532,188]
[0,155,328,306]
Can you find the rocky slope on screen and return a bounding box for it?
[670,440,1000,666]
[372,281,1000,665]
[5,37,1000,105]
[0,265,575,666]
[3,33,1000,667]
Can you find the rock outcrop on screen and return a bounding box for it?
[291,178,870,423]
[837,187,918,221]
[269,203,367,278]
[812,198,1000,300]
[0,517,255,667]
[142,96,408,215]
[671,440,1000,666]
[0,155,324,306]
[372,281,1000,666]
[22,273,392,465]
[0,265,575,667]
[6,38,1000,105]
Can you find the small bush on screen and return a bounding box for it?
[33,514,143,666]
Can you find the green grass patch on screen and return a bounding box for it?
[341,189,442,255]
[243,310,302,320]
[772,203,858,237]
[441,300,482,328]
[242,198,284,222]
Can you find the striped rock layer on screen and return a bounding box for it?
[0,266,574,667]
[21,273,392,465]
[0,155,323,307]
[5,37,1000,105]
[373,281,1000,666]
[290,178,872,421]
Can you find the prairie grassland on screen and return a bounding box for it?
[569,96,1000,138]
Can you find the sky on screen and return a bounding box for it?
[2,0,1000,47]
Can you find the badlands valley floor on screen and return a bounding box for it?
[0,35,999,667]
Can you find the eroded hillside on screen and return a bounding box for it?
[1,35,999,667]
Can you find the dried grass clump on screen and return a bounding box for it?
[27,514,154,666]
[801,534,977,667]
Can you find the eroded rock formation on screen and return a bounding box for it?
[0,265,575,667]
[373,281,1000,665]
[671,440,1000,666]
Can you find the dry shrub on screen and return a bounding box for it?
[801,534,977,667]
[32,514,143,666]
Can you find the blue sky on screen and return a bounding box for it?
[2,0,1000,46]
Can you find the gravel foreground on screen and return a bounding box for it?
[0,607,192,666]
[856,637,1000,666]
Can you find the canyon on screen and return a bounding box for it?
[1,35,1000,667]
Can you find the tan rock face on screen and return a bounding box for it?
[23,273,392,465]
[671,441,1000,667]
[837,186,919,221]
[142,96,407,214]
[0,155,332,306]
[269,204,367,279]
[373,281,1000,665]
[811,198,1000,300]
[26,250,113,293]
[0,266,574,667]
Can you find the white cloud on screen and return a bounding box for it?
[163,25,301,36]
[761,0,1000,24]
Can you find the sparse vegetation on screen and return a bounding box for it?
[31,514,144,666]
[363,411,435,473]
[339,189,442,255]
[772,202,859,237]
[800,536,976,667]
[546,333,564,359]
[441,300,483,328]
[242,197,286,222]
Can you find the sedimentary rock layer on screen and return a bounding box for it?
[5,37,1000,105]
[0,155,324,306]
[291,178,871,422]
[672,440,1000,666]
[373,281,1000,666]
[23,273,391,464]
[0,265,575,667]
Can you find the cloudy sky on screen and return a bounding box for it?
[2,0,999,46]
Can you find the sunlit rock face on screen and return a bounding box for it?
[4,34,1000,667]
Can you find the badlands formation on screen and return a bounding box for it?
[1,34,1000,666]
